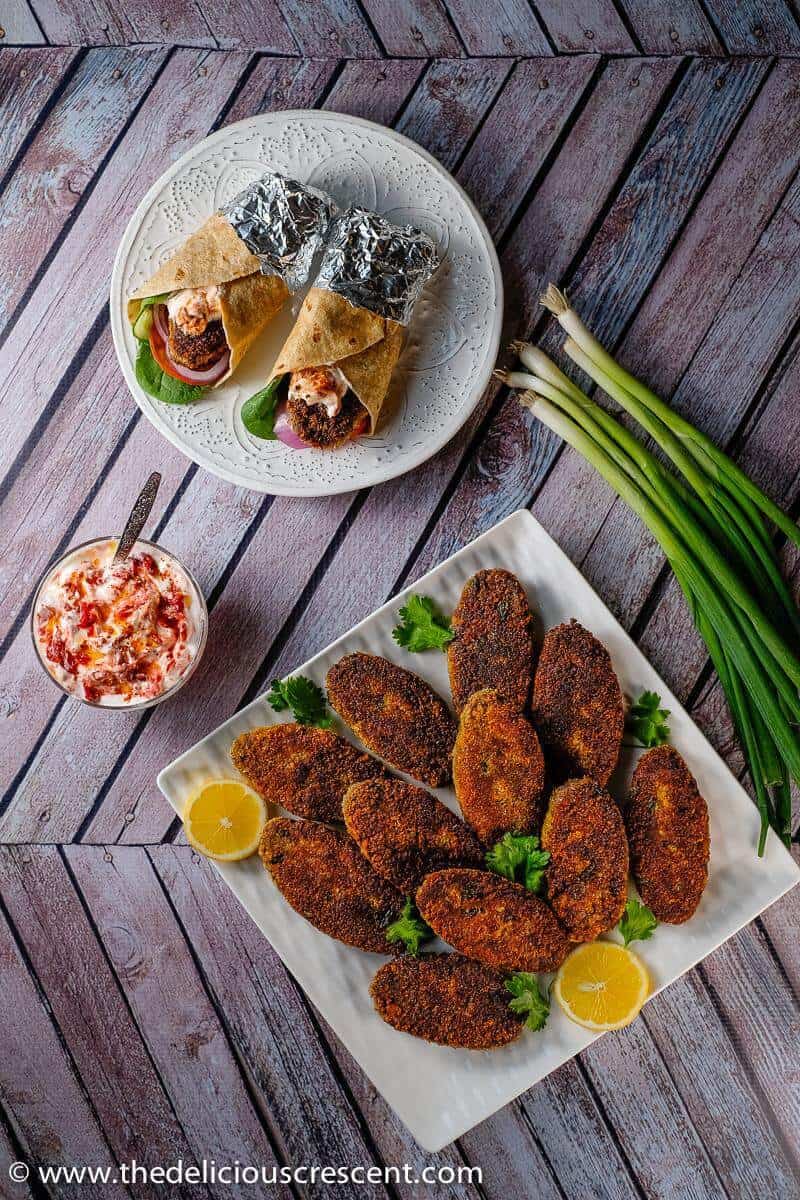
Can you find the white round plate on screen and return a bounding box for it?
[110,110,502,496]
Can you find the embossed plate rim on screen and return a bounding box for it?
[110,109,503,496]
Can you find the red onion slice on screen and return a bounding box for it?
[153,303,170,345]
[274,404,312,450]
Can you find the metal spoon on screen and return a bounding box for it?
[113,472,162,564]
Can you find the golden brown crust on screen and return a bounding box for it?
[626,745,709,924]
[343,779,484,892]
[447,569,535,713]
[231,723,386,823]
[370,953,523,1049]
[326,653,457,787]
[416,868,571,973]
[452,688,545,846]
[259,817,403,954]
[541,777,629,942]
[532,620,624,785]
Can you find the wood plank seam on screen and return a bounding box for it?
[608,0,646,52]
[571,1061,650,1200]
[142,848,394,1193]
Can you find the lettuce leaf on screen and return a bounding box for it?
[135,340,206,406]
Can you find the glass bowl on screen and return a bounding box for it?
[30,536,208,711]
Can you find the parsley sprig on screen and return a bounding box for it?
[506,972,550,1031]
[386,899,432,956]
[626,690,671,748]
[392,595,454,653]
[486,833,550,894]
[618,897,658,946]
[267,675,332,728]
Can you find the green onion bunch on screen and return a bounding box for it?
[498,285,799,855]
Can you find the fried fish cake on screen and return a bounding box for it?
[626,745,709,924]
[343,779,484,893]
[371,953,523,1049]
[259,817,403,955]
[447,569,535,713]
[452,688,545,846]
[231,723,386,823]
[532,619,624,785]
[326,653,457,787]
[416,869,570,973]
[541,777,629,942]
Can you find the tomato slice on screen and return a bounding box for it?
[148,318,188,383]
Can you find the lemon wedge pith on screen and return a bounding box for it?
[184,780,267,861]
[554,941,650,1032]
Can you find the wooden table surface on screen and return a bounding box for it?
[2,2,800,1196]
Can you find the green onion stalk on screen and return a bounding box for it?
[499,308,800,853]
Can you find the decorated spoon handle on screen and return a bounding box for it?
[113,472,161,563]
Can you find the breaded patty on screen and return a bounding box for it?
[371,953,523,1049]
[286,390,367,449]
[326,653,457,787]
[343,779,484,892]
[541,777,629,941]
[168,318,227,370]
[626,745,709,923]
[453,688,545,846]
[259,817,403,954]
[447,569,535,713]
[231,723,386,823]
[416,868,570,973]
[532,619,624,785]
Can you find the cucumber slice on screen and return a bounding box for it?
[132,305,154,341]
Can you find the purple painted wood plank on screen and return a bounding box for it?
[619,0,722,53]
[0,1117,34,1200]
[360,0,463,55]
[0,846,205,1196]
[223,56,336,125]
[66,845,293,1196]
[442,0,553,54]
[151,845,392,1194]
[324,58,427,127]
[582,1021,727,1199]
[0,48,252,483]
[641,973,796,1194]
[29,0,215,46]
[698,925,800,1165]
[703,0,800,53]
[0,0,45,43]
[394,57,513,168]
[275,0,379,55]
[0,48,77,174]
[194,0,298,52]
[467,1063,641,1200]
[0,902,120,1195]
[533,0,635,52]
[0,47,167,332]
[458,56,599,238]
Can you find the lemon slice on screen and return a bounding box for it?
[184,780,267,861]
[553,942,650,1031]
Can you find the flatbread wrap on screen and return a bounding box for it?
[128,174,335,405]
[245,206,439,449]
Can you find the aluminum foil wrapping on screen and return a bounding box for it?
[314,206,440,326]
[222,172,337,294]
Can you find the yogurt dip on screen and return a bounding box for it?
[32,538,206,707]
